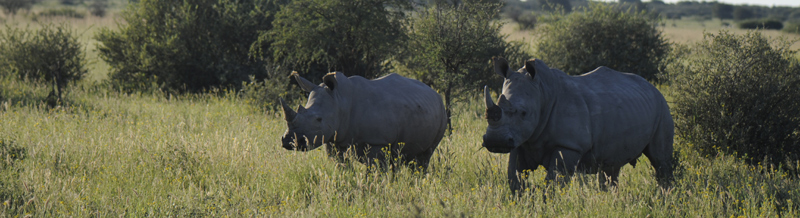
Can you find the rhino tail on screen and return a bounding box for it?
[629,158,637,168]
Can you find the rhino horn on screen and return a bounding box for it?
[498,95,512,108]
[292,71,317,92]
[485,87,503,121]
[279,97,296,121]
[484,86,495,109]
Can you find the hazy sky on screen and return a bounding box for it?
[658,0,799,7]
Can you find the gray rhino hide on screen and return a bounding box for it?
[483,58,674,192]
[282,72,447,169]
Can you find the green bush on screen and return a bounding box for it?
[533,3,670,81]
[514,12,537,30]
[737,19,783,30]
[0,0,32,15]
[239,67,305,112]
[258,0,409,80]
[0,23,87,104]
[782,21,800,34]
[88,0,108,17]
[666,30,800,172]
[37,8,86,19]
[396,1,529,132]
[95,0,282,93]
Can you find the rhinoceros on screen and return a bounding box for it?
[280,71,447,170]
[482,58,674,192]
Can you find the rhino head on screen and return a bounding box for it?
[482,58,542,153]
[280,72,342,151]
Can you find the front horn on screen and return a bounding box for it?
[484,86,502,121]
[484,86,495,109]
[279,97,296,121]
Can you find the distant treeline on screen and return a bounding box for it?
[504,0,800,31]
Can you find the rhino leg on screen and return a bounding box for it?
[405,146,435,173]
[356,144,393,171]
[597,166,621,191]
[544,149,582,186]
[326,143,347,162]
[507,147,536,194]
[643,145,674,188]
[643,126,675,188]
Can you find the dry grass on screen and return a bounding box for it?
[501,17,800,52]
[1,5,799,217]
[662,18,800,50]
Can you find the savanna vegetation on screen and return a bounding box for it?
[1,0,799,216]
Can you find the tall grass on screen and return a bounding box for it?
[0,80,798,217]
[1,4,798,216]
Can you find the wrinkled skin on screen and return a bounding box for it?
[280,71,447,170]
[280,84,338,152]
[482,58,674,193]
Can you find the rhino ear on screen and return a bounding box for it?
[323,72,338,91]
[524,59,536,79]
[493,57,510,78]
[292,71,317,92]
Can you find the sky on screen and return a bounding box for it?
[657,0,799,7]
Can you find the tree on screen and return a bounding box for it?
[0,0,32,15]
[259,0,410,80]
[540,0,571,12]
[666,30,800,173]
[88,0,108,17]
[95,0,282,92]
[533,3,669,82]
[397,2,530,133]
[732,6,754,21]
[712,3,733,20]
[0,23,87,105]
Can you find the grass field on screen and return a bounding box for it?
[1,3,800,217]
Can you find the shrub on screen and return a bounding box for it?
[666,30,800,172]
[60,0,80,5]
[95,0,282,93]
[514,12,537,30]
[783,21,800,34]
[88,0,108,17]
[738,19,783,30]
[240,72,305,112]
[258,0,409,80]
[396,1,530,132]
[0,0,32,15]
[532,3,670,82]
[0,23,87,104]
[37,8,86,19]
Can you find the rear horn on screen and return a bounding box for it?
[279,97,296,121]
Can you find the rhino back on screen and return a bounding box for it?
[342,74,447,154]
[570,67,671,165]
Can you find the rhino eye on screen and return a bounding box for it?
[316,117,322,122]
[521,111,527,117]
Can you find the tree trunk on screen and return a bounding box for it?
[444,80,453,135]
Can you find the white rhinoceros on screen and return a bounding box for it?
[482,58,674,192]
[280,71,447,170]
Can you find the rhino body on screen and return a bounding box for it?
[482,58,674,192]
[280,72,447,169]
